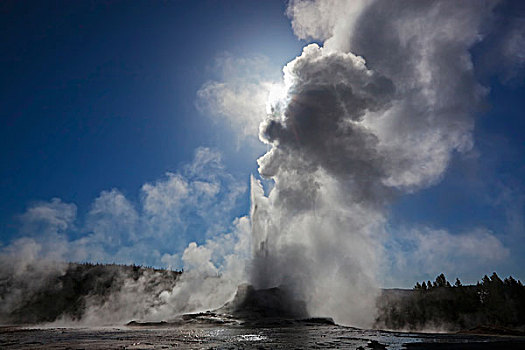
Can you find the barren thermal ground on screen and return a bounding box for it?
[2,323,525,350]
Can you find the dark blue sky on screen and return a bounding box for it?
[1,0,524,285]
[1,0,302,238]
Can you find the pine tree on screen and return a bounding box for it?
[435,273,448,288]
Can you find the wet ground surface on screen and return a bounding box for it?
[1,323,525,350]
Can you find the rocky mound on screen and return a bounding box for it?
[218,284,309,320]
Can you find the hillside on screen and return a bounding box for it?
[0,262,181,324]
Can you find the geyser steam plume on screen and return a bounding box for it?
[249,0,497,327]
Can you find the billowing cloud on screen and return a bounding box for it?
[196,54,280,140]
[197,81,271,137]
[287,0,369,52]
[248,0,509,327]
[1,147,245,268]
[151,215,252,318]
[139,147,246,250]
[18,198,77,237]
[141,173,189,228]
[86,189,139,247]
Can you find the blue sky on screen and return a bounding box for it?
[1,0,303,269]
[1,0,300,235]
[1,0,524,287]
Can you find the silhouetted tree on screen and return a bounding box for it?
[482,274,491,285]
[490,272,503,285]
[435,273,448,288]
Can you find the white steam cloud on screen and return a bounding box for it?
[196,54,281,141]
[246,0,508,327]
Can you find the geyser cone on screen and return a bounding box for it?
[219,283,309,320]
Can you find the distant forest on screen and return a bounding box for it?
[375,272,525,332]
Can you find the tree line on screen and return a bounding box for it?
[375,272,525,332]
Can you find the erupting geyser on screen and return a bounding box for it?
[246,0,497,327]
